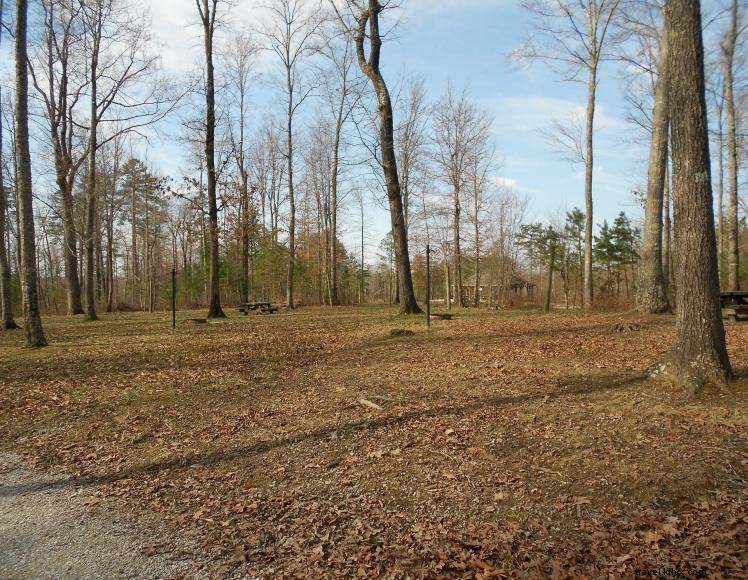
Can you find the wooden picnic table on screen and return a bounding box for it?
[720,291,748,321]
[238,302,279,315]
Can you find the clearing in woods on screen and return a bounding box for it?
[0,307,746,577]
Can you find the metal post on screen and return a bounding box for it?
[171,268,176,329]
[426,244,431,327]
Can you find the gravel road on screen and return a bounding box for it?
[0,452,196,579]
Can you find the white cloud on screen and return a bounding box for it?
[485,94,623,136]
[148,0,268,74]
[490,176,517,189]
[405,0,512,15]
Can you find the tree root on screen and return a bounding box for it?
[650,359,731,400]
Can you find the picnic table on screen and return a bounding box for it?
[721,291,748,321]
[238,301,279,315]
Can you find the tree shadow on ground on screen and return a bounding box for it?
[0,371,648,498]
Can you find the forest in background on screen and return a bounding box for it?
[0,0,746,320]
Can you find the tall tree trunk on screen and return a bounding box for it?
[354,1,421,314]
[359,196,365,304]
[636,20,671,314]
[583,61,598,310]
[330,117,342,306]
[96,224,104,300]
[106,210,114,311]
[130,184,139,308]
[240,173,250,304]
[0,86,19,330]
[444,257,451,310]
[714,96,725,284]
[237,59,250,306]
[664,0,730,395]
[144,184,151,312]
[473,190,480,308]
[105,152,119,313]
[60,189,84,314]
[544,241,556,313]
[724,0,739,291]
[488,256,495,308]
[39,0,84,316]
[452,187,462,307]
[663,164,672,293]
[84,18,100,321]
[285,86,296,309]
[199,0,226,318]
[15,0,47,347]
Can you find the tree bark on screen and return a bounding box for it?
[0,86,19,330]
[130,182,139,307]
[84,3,101,321]
[444,257,451,311]
[473,179,480,308]
[15,0,47,347]
[285,82,296,309]
[714,94,725,284]
[105,146,120,313]
[35,0,85,315]
[663,0,730,395]
[724,0,739,291]
[353,1,421,314]
[636,18,671,314]
[583,62,597,309]
[452,186,463,307]
[544,240,556,313]
[330,112,343,306]
[240,174,250,304]
[663,164,672,293]
[198,0,226,318]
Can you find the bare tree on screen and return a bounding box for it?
[261,0,321,308]
[467,143,496,308]
[723,0,742,290]
[81,0,106,320]
[635,4,671,313]
[514,0,622,309]
[662,0,730,395]
[334,0,421,314]
[77,0,172,320]
[224,31,259,304]
[196,0,227,318]
[432,85,492,308]
[15,0,48,346]
[100,134,125,313]
[708,67,727,281]
[395,76,429,238]
[0,0,16,330]
[0,0,18,330]
[29,0,87,315]
[319,29,363,305]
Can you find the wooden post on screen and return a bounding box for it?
[426,244,431,327]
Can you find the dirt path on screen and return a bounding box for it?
[0,453,196,580]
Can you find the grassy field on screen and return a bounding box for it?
[1,306,746,577]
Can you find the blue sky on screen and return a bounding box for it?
[7,0,656,261]
[141,0,653,260]
[385,0,647,225]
